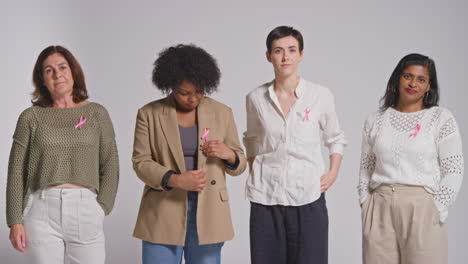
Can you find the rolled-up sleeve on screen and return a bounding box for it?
[319,90,347,155]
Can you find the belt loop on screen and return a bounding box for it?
[40,189,46,199]
[80,189,84,200]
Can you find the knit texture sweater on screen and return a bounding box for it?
[6,102,119,226]
[358,106,464,222]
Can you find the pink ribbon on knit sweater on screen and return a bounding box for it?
[410,124,421,137]
[74,115,87,129]
[201,127,210,141]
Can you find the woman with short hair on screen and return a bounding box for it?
[244,26,347,264]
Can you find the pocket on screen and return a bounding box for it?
[22,194,34,218]
[319,194,329,218]
[361,193,373,229]
[361,195,372,210]
[23,193,46,222]
[79,198,104,242]
[427,194,441,225]
[219,189,229,202]
[96,200,105,216]
[293,110,320,144]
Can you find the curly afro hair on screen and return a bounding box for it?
[152,44,221,95]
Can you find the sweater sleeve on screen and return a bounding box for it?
[357,115,376,205]
[433,110,464,222]
[319,89,347,155]
[6,109,34,226]
[96,107,119,215]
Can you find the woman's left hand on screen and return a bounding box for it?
[201,140,236,164]
[9,224,26,252]
[320,170,338,193]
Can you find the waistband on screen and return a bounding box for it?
[374,184,429,195]
[31,187,97,200]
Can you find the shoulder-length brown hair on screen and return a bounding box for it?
[32,45,88,107]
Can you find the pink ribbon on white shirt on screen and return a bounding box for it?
[202,127,210,141]
[303,108,311,121]
[410,124,421,137]
[74,115,87,129]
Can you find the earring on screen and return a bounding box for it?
[423,90,430,103]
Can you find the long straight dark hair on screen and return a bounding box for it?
[380,53,439,111]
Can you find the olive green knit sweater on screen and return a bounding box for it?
[6,102,119,226]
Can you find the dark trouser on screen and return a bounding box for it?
[250,194,328,264]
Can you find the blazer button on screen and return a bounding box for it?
[211,180,216,185]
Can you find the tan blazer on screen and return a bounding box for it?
[132,96,246,245]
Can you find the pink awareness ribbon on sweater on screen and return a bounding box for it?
[303,108,311,121]
[410,124,421,137]
[202,127,210,141]
[74,115,87,129]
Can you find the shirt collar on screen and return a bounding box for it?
[267,77,305,100]
[295,77,305,98]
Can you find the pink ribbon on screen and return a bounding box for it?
[410,124,421,137]
[74,115,87,129]
[201,127,210,141]
[303,108,311,121]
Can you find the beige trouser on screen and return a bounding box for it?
[361,184,447,264]
[23,188,106,264]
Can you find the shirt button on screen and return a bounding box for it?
[211,180,216,185]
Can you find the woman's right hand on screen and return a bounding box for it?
[168,169,207,191]
[9,223,26,252]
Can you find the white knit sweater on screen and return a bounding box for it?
[358,106,464,222]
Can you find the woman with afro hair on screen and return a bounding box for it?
[131,44,247,264]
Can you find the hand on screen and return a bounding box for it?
[168,169,207,191]
[200,140,236,164]
[9,224,26,252]
[320,170,338,193]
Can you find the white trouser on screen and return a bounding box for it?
[23,188,105,264]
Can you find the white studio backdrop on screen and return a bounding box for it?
[1,0,467,263]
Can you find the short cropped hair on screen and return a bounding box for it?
[266,26,304,53]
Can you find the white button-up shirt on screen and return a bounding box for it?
[243,78,347,206]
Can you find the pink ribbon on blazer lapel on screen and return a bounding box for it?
[201,127,210,141]
[74,115,87,129]
[303,108,311,121]
[410,124,421,137]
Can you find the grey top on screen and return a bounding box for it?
[179,125,198,200]
[179,125,198,171]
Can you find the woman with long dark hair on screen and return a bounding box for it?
[358,53,463,264]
